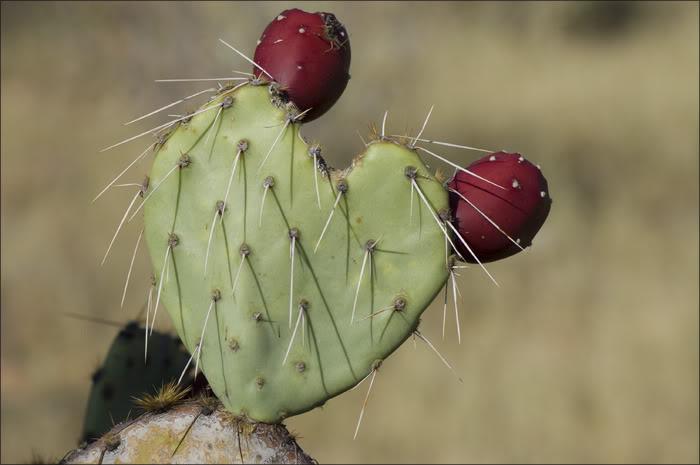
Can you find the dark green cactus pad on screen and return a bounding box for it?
[143,83,449,422]
[81,322,190,442]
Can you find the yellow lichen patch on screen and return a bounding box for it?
[120,424,183,464]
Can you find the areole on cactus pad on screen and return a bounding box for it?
[143,83,449,423]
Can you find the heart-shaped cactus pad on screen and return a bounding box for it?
[144,82,449,422]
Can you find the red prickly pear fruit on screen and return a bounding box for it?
[448,152,551,263]
[253,8,351,122]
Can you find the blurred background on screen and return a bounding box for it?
[1,1,698,463]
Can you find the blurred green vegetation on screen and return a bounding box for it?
[1,1,698,463]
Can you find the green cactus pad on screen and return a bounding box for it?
[81,322,191,442]
[143,83,449,422]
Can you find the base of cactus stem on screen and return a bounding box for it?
[61,399,314,464]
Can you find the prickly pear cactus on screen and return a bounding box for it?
[143,82,449,422]
[81,322,191,442]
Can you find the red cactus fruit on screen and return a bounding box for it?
[253,8,351,122]
[448,152,551,263]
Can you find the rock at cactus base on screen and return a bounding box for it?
[62,399,314,464]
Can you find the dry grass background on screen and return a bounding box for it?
[1,1,698,463]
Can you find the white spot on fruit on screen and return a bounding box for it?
[298,27,305,33]
[512,179,521,189]
[277,15,286,21]
[536,164,541,170]
[257,39,261,45]
[273,39,283,44]
[518,156,524,163]
[540,191,546,198]
[481,235,486,240]
[489,155,496,161]
[297,65,303,70]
